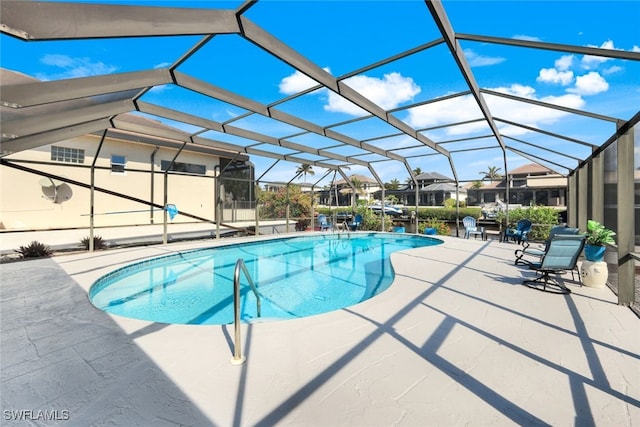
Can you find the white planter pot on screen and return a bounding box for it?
[580,260,608,288]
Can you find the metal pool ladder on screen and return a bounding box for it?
[231,258,261,365]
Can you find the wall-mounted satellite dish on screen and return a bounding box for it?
[39,177,73,203]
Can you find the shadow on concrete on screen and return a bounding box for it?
[0,257,214,426]
[244,242,639,427]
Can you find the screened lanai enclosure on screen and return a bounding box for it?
[0,1,638,306]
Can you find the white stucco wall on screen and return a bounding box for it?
[0,134,223,230]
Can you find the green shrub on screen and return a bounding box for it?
[443,199,466,208]
[314,207,385,231]
[496,206,562,241]
[355,206,382,231]
[418,219,451,236]
[415,207,482,221]
[80,235,107,250]
[16,241,52,258]
[258,184,312,220]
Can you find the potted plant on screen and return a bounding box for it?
[584,219,615,262]
[295,218,310,232]
[392,221,405,233]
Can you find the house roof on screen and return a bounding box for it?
[508,163,553,176]
[462,163,568,189]
[335,174,378,185]
[421,183,467,193]
[463,180,506,190]
[389,182,467,194]
[415,171,453,182]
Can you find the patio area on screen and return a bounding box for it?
[1,235,639,426]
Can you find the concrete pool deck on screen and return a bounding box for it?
[1,234,639,426]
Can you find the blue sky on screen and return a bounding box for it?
[1,1,639,186]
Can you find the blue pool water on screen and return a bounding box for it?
[89,233,442,325]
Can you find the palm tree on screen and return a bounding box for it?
[405,168,423,185]
[340,177,366,206]
[351,177,366,203]
[479,166,502,181]
[296,164,315,183]
[385,179,400,190]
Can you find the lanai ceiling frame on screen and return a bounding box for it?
[426,0,509,197]
[315,69,629,171]
[500,135,584,169]
[312,85,619,177]
[481,89,623,124]
[238,17,453,159]
[135,100,370,168]
[0,73,367,172]
[108,113,348,172]
[130,65,414,172]
[1,0,639,189]
[497,118,599,149]
[439,21,639,175]
[506,147,572,176]
[217,33,446,128]
[3,0,450,184]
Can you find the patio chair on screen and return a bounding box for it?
[348,213,363,231]
[504,219,532,244]
[515,225,580,265]
[523,234,586,294]
[317,214,332,231]
[462,216,484,240]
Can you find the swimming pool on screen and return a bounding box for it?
[89,233,442,325]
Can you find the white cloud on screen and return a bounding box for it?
[581,39,616,69]
[279,68,331,95]
[537,68,574,85]
[324,92,368,116]
[406,85,586,139]
[405,94,482,130]
[538,93,585,109]
[633,46,640,52]
[443,120,492,137]
[38,54,118,79]
[485,86,585,135]
[567,71,609,96]
[287,72,423,116]
[41,54,76,68]
[602,65,622,75]
[464,49,505,67]
[536,42,621,96]
[555,55,574,71]
[279,70,317,94]
[498,84,536,98]
[512,35,542,42]
[325,72,421,115]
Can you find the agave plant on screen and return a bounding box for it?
[80,235,107,250]
[16,241,52,258]
[585,220,616,246]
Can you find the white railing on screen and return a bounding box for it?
[230,258,261,365]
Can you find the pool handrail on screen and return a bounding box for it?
[339,220,350,236]
[231,258,261,365]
